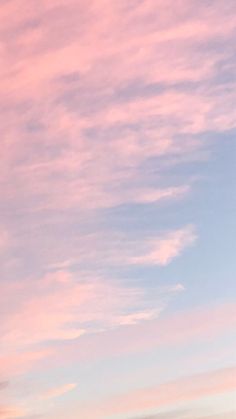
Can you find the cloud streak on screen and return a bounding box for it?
[41,383,77,400]
[130,225,197,266]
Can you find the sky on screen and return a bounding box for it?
[0,0,236,418]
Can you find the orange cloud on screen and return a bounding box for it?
[0,405,27,419]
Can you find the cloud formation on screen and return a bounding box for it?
[0,0,235,418]
[1,0,235,216]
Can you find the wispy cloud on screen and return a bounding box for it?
[0,1,235,418]
[0,270,181,349]
[41,383,77,400]
[1,0,235,216]
[130,226,197,266]
[80,367,236,418]
[56,302,236,366]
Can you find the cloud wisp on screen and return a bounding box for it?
[41,383,77,400]
[129,225,197,266]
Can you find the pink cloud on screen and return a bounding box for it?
[130,186,190,205]
[0,349,53,377]
[0,272,131,346]
[57,302,236,365]
[0,0,235,214]
[0,271,179,350]
[39,226,195,274]
[0,229,10,253]
[0,405,27,418]
[41,383,77,400]
[130,225,197,266]
[0,266,184,382]
[0,2,235,417]
[78,367,236,418]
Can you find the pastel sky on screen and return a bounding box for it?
[0,0,236,418]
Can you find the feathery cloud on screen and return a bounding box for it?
[130,226,197,266]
